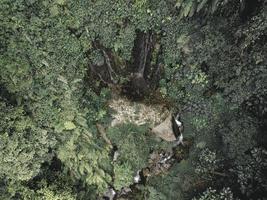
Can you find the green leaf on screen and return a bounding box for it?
[56,0,66,5]
[197,0,209,12]
[50,5,59,16]
[64,121,76,130]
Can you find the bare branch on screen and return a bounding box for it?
[102,50,117,83]
[210,171,229,177]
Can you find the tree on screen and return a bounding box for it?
[0,0,266,199]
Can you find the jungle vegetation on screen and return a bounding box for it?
[0,0,266,199]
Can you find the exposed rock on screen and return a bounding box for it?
[103,188,116,200]
[133,170,141,183]
[117,187,132,196]
[123,73,149,100]
[108,95,168,127]
[143,150,175,177]
[151,114,176,141]
[113,150,120,162]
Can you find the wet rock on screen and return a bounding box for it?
[133,170,141,183]
[103,188,116,200]
[123,73,149,100]
[113,150,120,162]
[118,187,132,196]
[144,150,175,177]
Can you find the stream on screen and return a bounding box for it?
[101,94,192,200]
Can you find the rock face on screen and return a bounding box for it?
[151,114,176,141]
[125,73,149,100]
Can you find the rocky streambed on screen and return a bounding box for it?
[100,93,193,200]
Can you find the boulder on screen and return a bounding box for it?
[151,114,176,141]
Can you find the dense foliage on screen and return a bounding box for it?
[0,0,266,199]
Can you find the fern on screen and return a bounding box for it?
[176,0,229,19]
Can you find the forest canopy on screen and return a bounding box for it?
[0,0,266,199]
